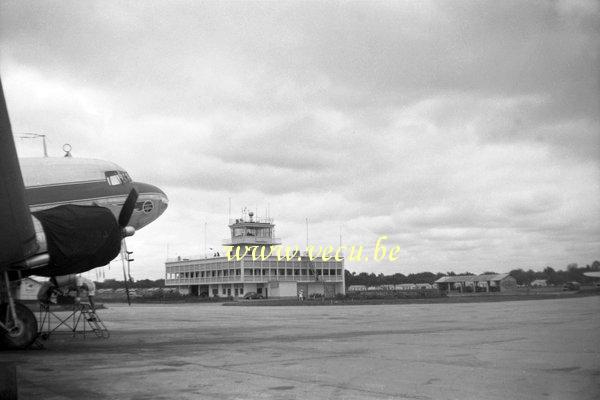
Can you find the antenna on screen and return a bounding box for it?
[62,143,72,157]
[204,219,207,258]
[228,197,231,223]
[339,225,342,248]
[15,132,48,157]
[306,217,309,249]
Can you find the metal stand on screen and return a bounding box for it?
[38,300,109,340]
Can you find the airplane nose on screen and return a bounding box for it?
[159,191,169,214]
[131,182,168,215]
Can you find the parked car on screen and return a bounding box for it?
[562,282,581,291]
[243,292,264,299]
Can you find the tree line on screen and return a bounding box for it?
[345,260,600,287]
[95,278,165,289]
[508,261,599,285]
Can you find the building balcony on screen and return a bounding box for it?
[165,275,343,286]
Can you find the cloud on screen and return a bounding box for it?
[1,0,598,278]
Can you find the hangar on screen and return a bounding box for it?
[435,273,517,293]
[165,212,345,298]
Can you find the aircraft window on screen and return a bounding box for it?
[233,228,244,237]
[105,171,121,185]
[105,170,133,185]
[120,171,132,183]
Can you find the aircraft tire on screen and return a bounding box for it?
[0,302,38,350]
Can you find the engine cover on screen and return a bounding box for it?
[30,205,121,277]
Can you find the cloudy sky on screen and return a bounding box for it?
[1,0,598,279]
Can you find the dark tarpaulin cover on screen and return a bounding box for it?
[31,205,121,277]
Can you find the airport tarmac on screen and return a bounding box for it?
[3,296,599,400]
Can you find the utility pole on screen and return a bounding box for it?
[305,217,309,249]
[204,219,207,258]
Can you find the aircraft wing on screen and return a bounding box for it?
[0,77,39,269]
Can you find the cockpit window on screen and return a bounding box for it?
[105,171,132,186]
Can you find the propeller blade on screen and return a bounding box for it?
[118,188,138,228]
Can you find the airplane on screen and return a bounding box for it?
[19,156,169,276]
[0,76,168,349]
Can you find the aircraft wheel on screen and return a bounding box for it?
[0,302,38,350]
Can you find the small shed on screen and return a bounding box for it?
[435,274,517,293]
[347,285,367,292]
[415,283,433,289]
[395,283,416,290]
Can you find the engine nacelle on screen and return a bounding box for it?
[19,204,122,277]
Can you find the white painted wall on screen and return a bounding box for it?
[269,281,297,298]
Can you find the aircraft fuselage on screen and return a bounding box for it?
[20,157,168,231]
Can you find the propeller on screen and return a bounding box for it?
[118,188,138,306]
[119,188,138,228]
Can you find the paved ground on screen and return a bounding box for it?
[2,296,599,399]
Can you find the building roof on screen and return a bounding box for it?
[435,273,511,283]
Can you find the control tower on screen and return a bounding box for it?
[224,211,281,250]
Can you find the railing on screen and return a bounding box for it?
[166,254,226,263]
[222,236,281,245]
[229,217,273,225]
[165,276,243,285]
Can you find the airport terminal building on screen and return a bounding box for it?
[165,213,345,298]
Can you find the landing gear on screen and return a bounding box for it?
[0,302,38,349]
[0,271,38,350]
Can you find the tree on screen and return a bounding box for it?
[509,269,529,285]
[543,266,555,274]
